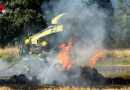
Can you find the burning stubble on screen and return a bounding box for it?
[58,38,73,71]
[38,0,108,85]
[89,51,104,68]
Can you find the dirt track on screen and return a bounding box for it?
[0,65,130,79]
[95,65,130,78]
[95,65,130,71]
[0,66,129,90]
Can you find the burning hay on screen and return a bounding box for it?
[89,51,104,68]
[58,38,73,71]
[0,67,130,87]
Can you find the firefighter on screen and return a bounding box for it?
[22,57,31,74]
[38,41,48,70]
[21,39,31,74]
[24,39,31,55]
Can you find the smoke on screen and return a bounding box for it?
[0,56,44,79]
[38,0,108,85]
[0,59,24,77]
[0,0,109,86]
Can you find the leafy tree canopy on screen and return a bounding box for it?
[0,0,47,46]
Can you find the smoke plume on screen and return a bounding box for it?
[38,0,108,85]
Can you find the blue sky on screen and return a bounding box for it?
[111,0,117,8]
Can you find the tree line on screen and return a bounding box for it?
[0,0,129,48]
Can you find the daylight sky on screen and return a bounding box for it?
[111,0,117,8]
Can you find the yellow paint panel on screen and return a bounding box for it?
[57,25,63,31]
[31,25,63,44]
[51,14,64,24]
[31,29,52,44]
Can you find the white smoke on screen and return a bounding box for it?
[0,56,44,79]
[0,0,108,85]
[0,59,24,77]
[38,0,108,85]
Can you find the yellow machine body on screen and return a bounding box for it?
[28,14,64,45]
[30,25,63,44]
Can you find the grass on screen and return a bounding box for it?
[99,70,130,79]
[96,49,130,65]
[49,87,130,90]
[0,86,13,90]
[95,49,130,79]
[0,48,129,89]
[0,86,130,90]
[0,46,130,66]
[0,46,19,63]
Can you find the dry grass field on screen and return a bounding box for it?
[96,49,130,65]
[0,85,129,90]
[0,46,19,62]
[0,46,130,66]
[0,48,130,89]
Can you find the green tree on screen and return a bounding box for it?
[112,0,130,48]
[0,0,46,46]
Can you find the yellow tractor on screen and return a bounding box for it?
[21,14,65,57]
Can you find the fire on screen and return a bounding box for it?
[89,51,104,68]
[58,38,73,70]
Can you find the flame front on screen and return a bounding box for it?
[89,51,104,68]
[58,38,73,70]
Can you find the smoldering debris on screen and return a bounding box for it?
[53,65,106,86]
[0,74,31,84]
[0,67,130,86]
[0,74,41,85]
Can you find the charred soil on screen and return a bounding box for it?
[0,66,129,89]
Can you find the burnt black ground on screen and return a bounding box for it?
[81,66,130,86]
[0,66,130,87]
[0,74,31,84]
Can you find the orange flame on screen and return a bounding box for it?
[58,38,73,70]
[89,51,104,68]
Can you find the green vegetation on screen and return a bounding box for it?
[112,0,130,48]
[0,0,47,46]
